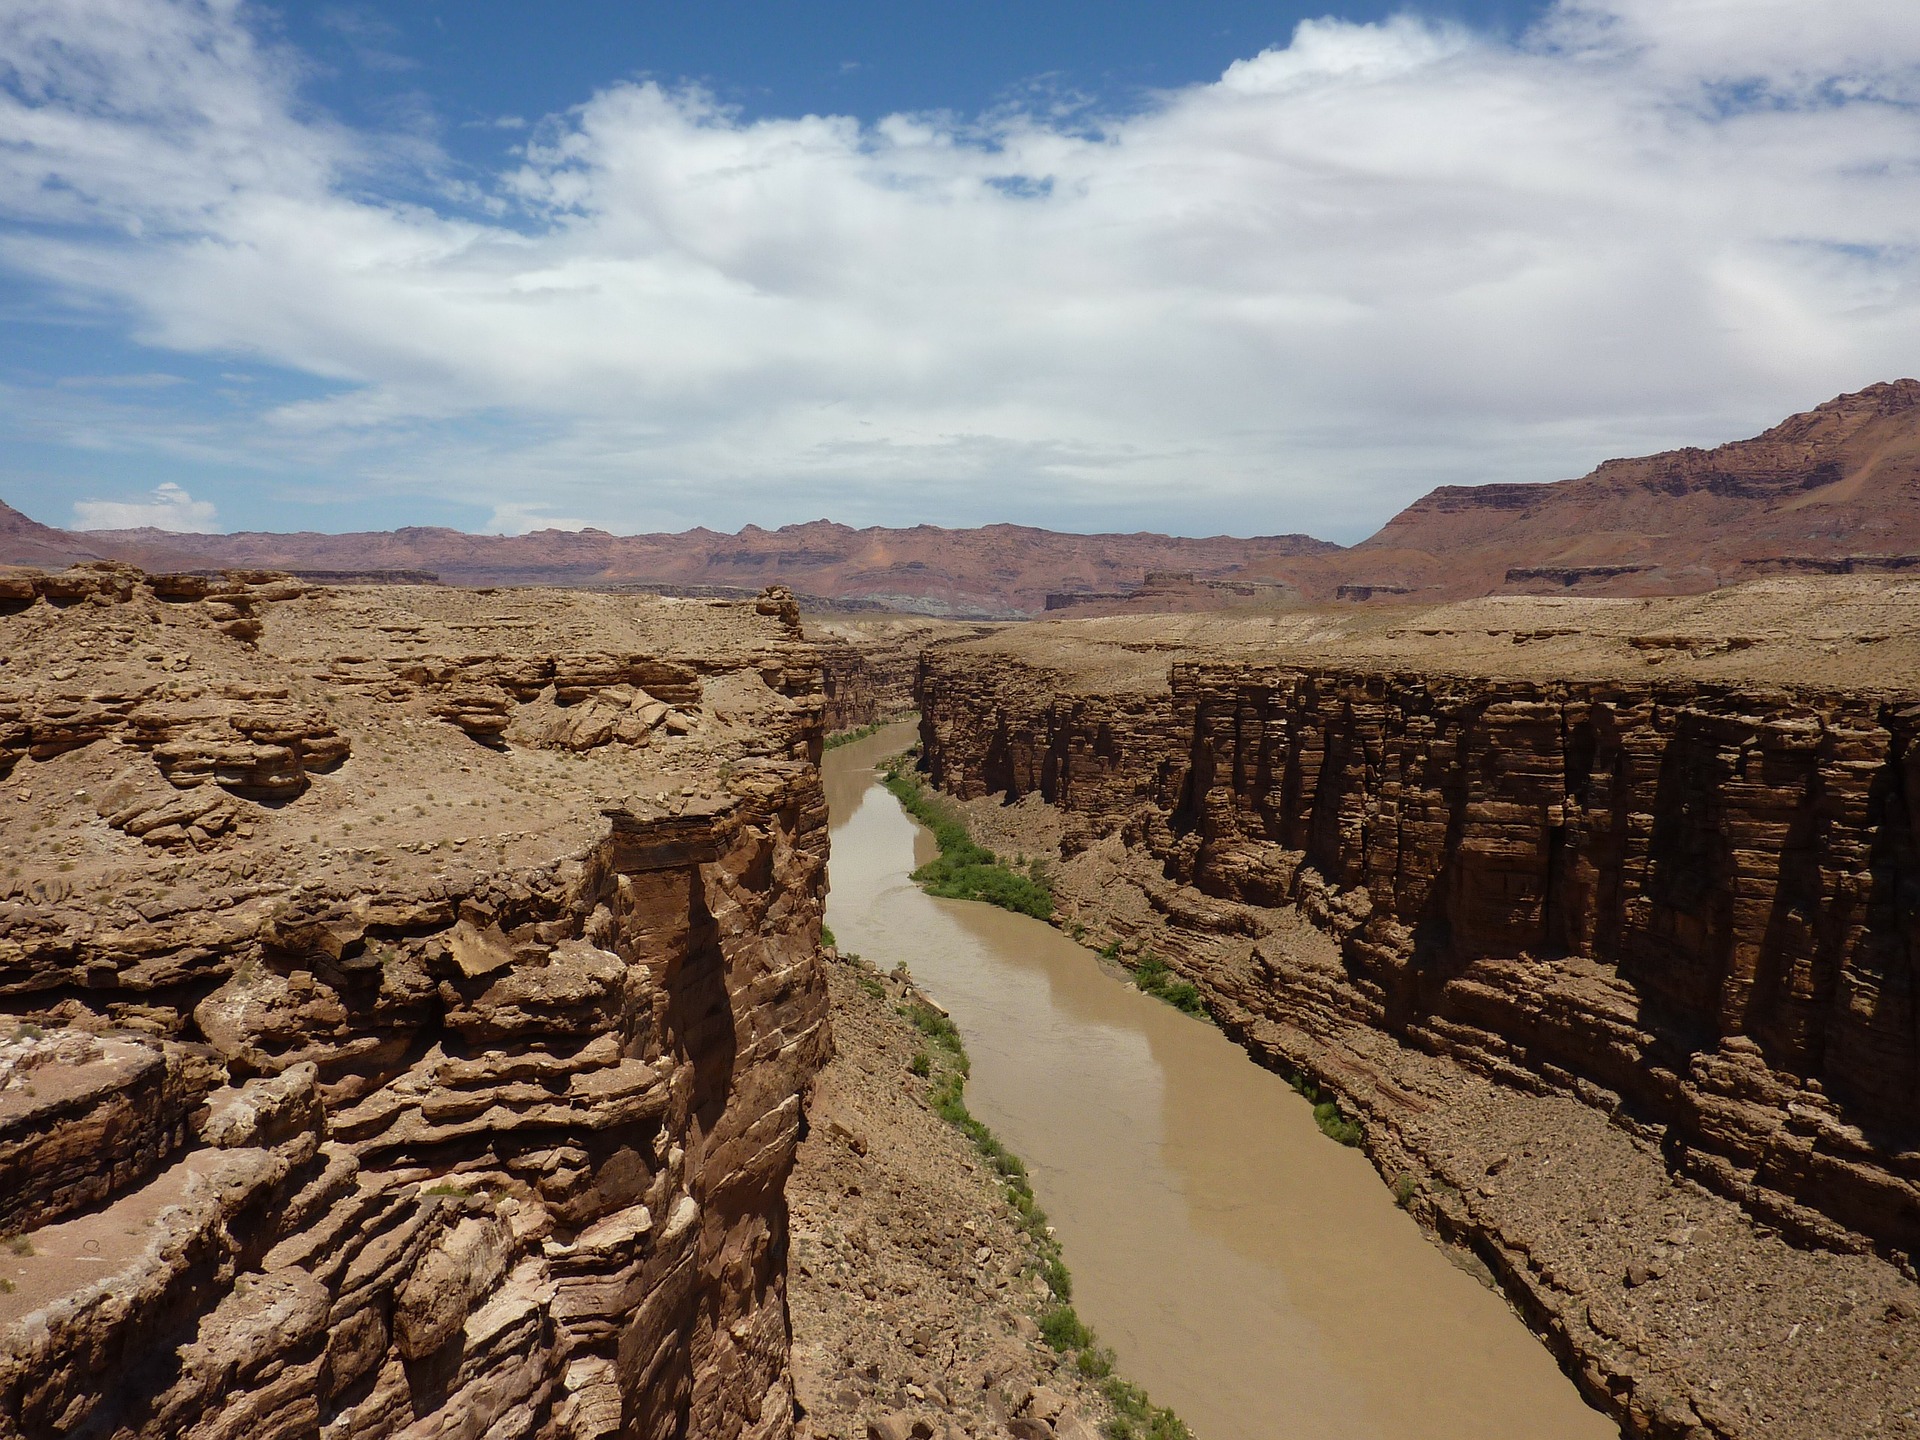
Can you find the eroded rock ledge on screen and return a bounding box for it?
[0,565,830,1440]
[913,583,1920,1440]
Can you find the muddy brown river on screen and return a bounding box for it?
[824,726,1617,1440]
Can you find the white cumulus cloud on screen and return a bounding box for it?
[71,481,219,531]
[4,0,1920,537]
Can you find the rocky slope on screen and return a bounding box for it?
[788,954,1117,1440]
[913,579,1920,1440]
[0,564,831,1439]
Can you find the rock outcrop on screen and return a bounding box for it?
[809,619,991,733]
[0,571,831,1440]
[914,583,1920,1440]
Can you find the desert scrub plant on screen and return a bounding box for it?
[1313,1099,1363,1147]
[1101,1375,1193,1440]
[881,760,1054,919]
[909,1050,932,1077]
[1284,1071,1364,1146]
[1129,955,1210,1019]
[820,923,837,949]
[1039,1304,1093,1351]
[1393,1172,1419,1207]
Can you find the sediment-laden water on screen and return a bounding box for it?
[823,725,1616,1440]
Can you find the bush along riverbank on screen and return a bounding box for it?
[900,987,1192,1440]
[1095,943,1209,1020]
[883,753,1054,919]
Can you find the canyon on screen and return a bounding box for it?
[0,565,832,1439]
[5,380,1920,1440]
[913,578,1920,1440]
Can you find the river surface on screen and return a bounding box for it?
[822,725,1617,1440]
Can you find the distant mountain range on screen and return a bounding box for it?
[8,380,1920,614]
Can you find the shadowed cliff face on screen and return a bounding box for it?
[919,650,1919,1258]
[912,589,1920,1439]
[0,568,830,1440]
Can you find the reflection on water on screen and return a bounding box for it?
[823,725,1615,1440]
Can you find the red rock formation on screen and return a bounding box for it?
[920,651,1920,1257]
[1346,379,1920,599]
[0,573,831,1440]
[915,601,1920,1439]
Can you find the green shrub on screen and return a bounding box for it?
[820,923,837,949]
[1313,1100,1363,1147]
[1129,955,1210,1019]
[1393,1172,1418,1207]
[1039,1304,1093,1351]
[1100,1374,1193,1440]
[882,766,1054,919]
[1076,1344,1116,1380]
[908,1051,931,1077]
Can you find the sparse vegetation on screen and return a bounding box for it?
[1393,1172,1418,1207]
[907,995,1189,1440]
[882,757,1053,919]
[1287,1072,1365,1146]
[7,1238,34,1257]
[820,923,836,949]
[1128,954,1209,1019]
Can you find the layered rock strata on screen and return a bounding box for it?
[808,619,990,733]
[0,565,831,1440]
[915,581,1920,1440]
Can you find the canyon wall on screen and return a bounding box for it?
[919,649,1920,1259]
[810,618,991,732]
[0,566,830,1440]
[915,597,1920,1439]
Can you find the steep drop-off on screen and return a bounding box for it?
[914,582,1920,1440]
[0,566,830,1440]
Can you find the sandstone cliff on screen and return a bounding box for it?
[0,565,831,1440]
[914,581,1920,1440]
[808,618,995,732]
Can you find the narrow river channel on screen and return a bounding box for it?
[823,725,1617,1440]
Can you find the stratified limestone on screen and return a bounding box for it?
[0,568,831,1440]
[915,586,1920,1440]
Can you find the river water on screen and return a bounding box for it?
[822,725,1617,1440]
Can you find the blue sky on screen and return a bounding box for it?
[283,2,1553,147]
[2,1,1917,540]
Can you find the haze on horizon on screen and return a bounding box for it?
[2,0,1917,544]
